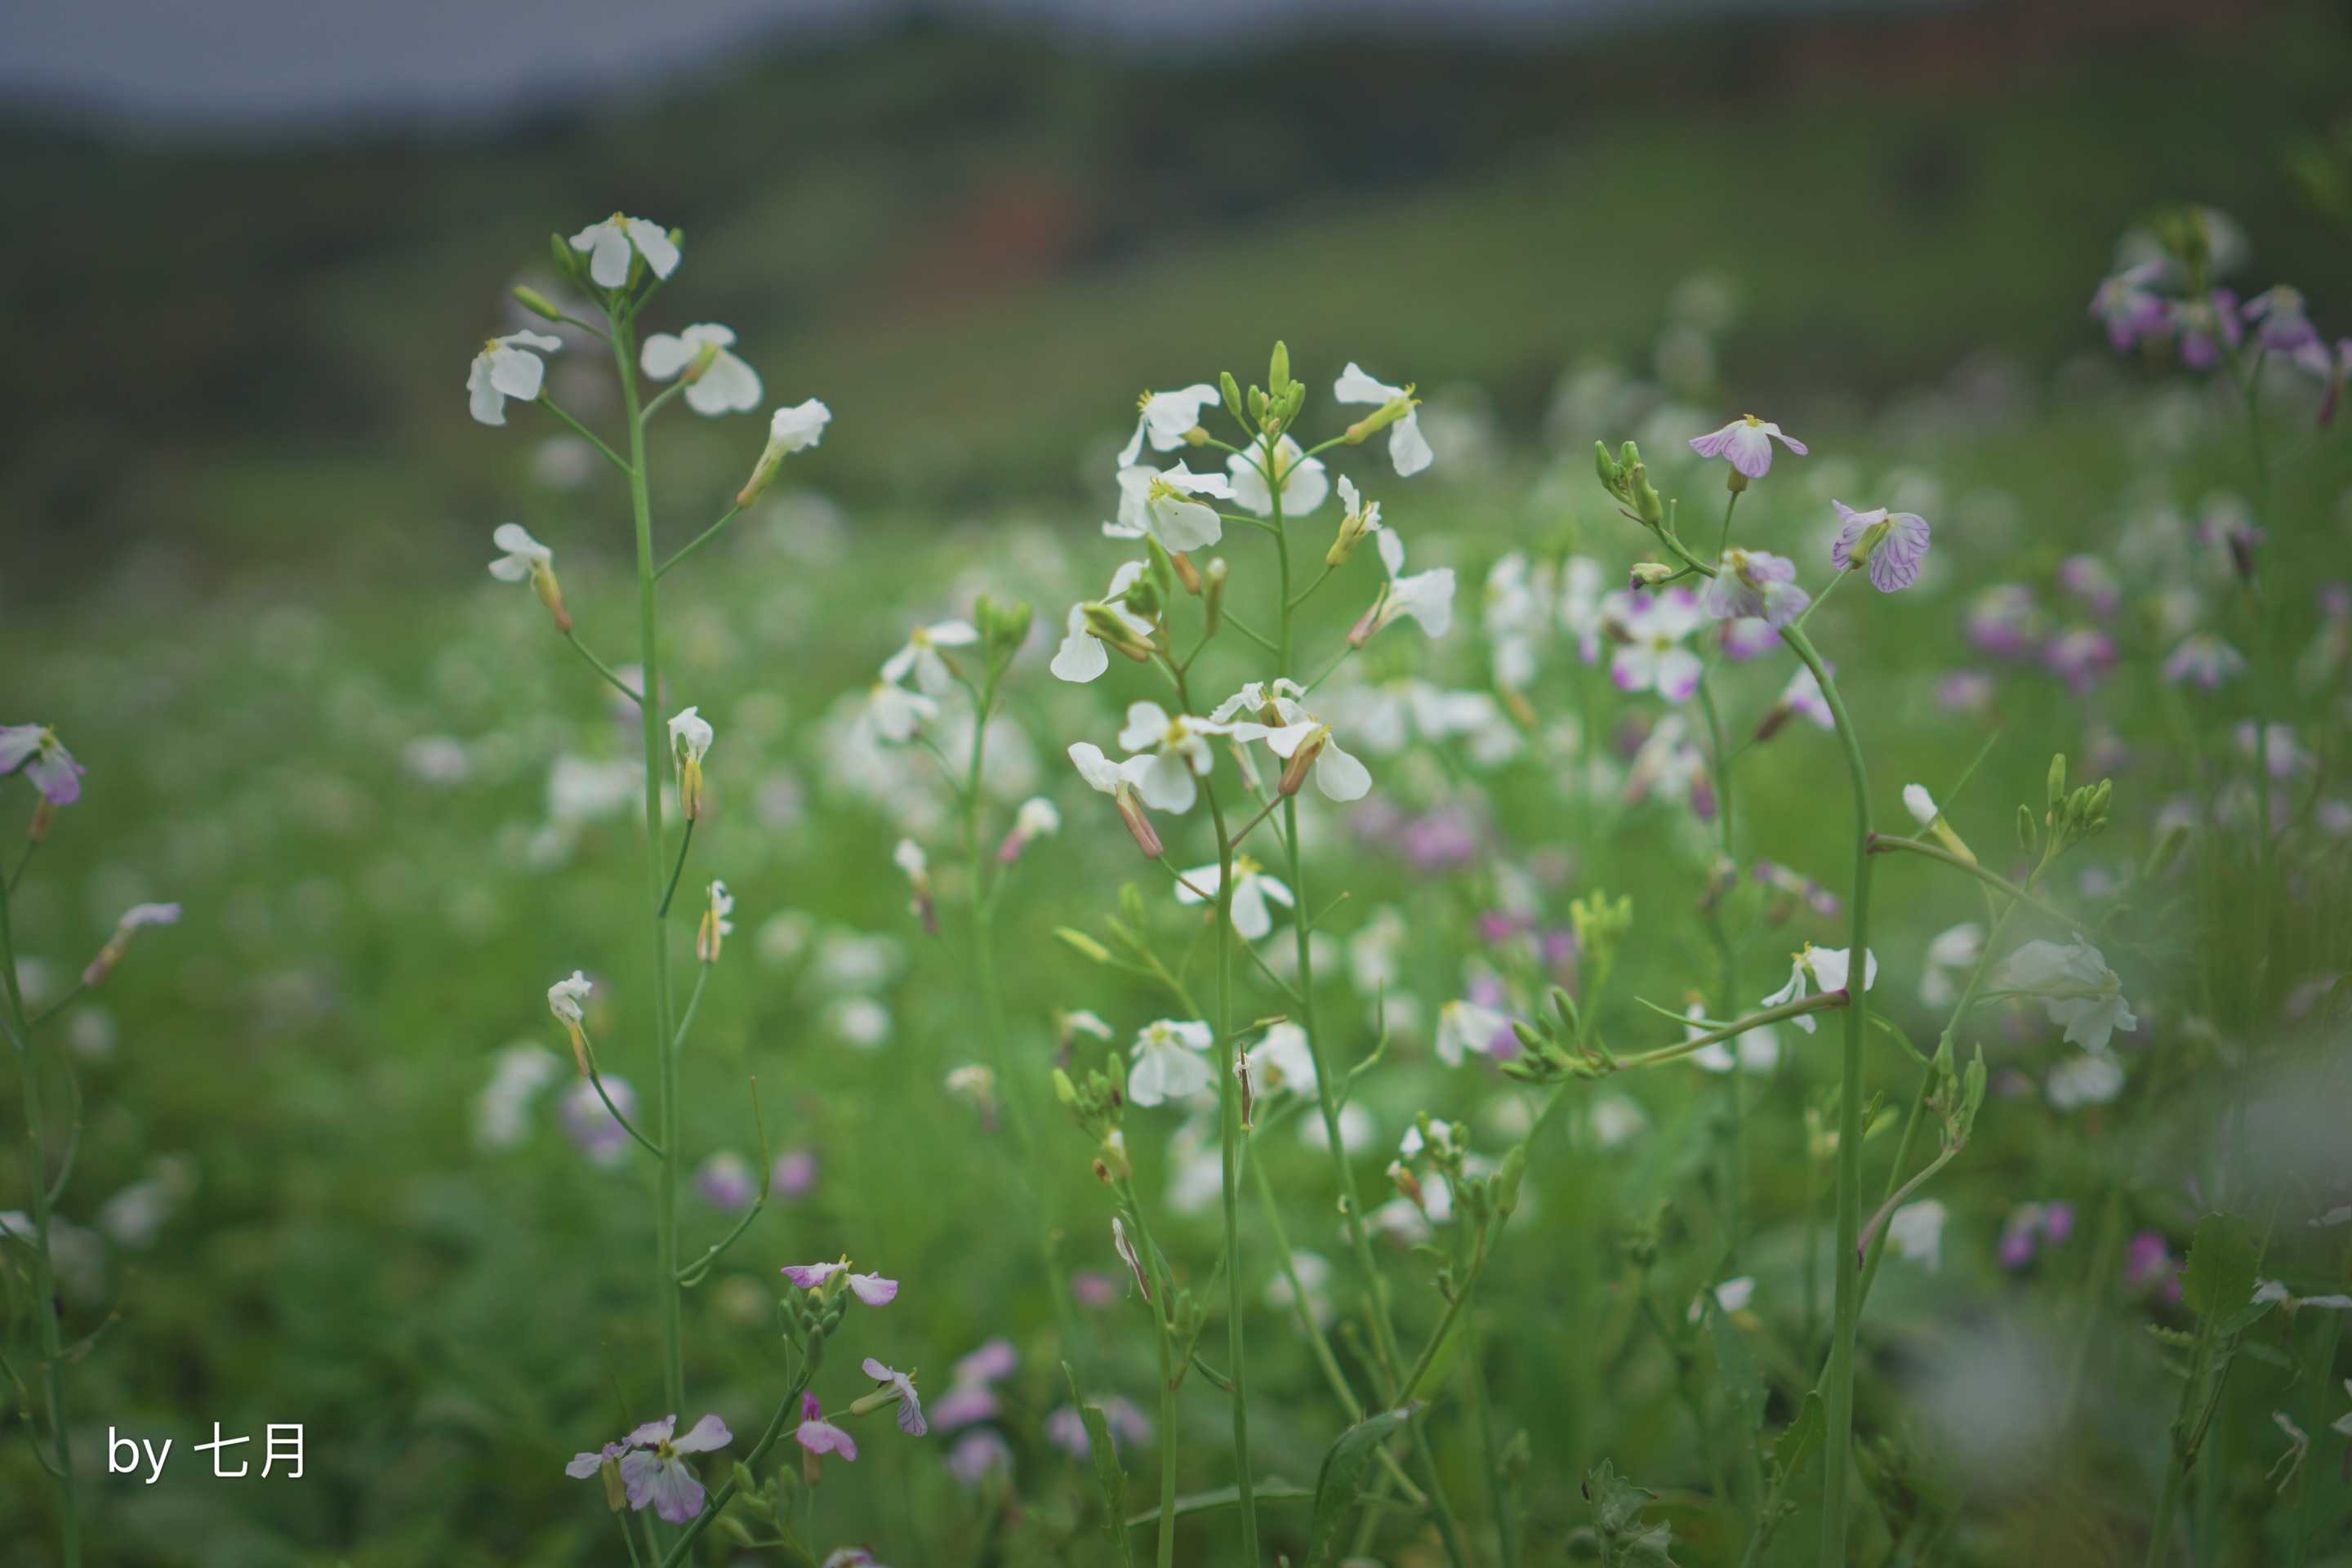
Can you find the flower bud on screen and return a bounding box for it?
[2046,753,2068,814]
[1145,535,1178,604]
[1628,561,1673,589]
[1055,927,1113,963]
[1630,464,1665,527]
[2016,804,2039,856]
[1753,703,1791,745]
[1594,440,1622,494]
[1347,593,1384,649]
[29,799,56,843]
[1494,1144,1527,1217]
[82,902,182,990]
[600,1458,628,1512]
[1170,550,1203,596]
[1220,370,1245,423]
[1268,340,1292,397]
[1202,559,1228,637]
[513,285,565,323]
[1343,394,1415,446]
[1114,788,1164,860]
[1278,731,1328,798]
[1082,604,1156,662]
[1387,1159,1426,1209]
[2143,821,2189,880]
[1053,1067,1079,1107]
[737,399,833,509]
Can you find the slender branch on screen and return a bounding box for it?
[538,397,632,474]
[657,819,697,920]
[564,630,645,704]
[1867,835,2074,925]
[655,506,742,580]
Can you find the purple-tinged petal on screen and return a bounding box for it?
[930,1386,1001,1430]
[671,1414,732,1454]
[23,742,83,806]
[567,1442,622,1479]
[624,1415,675,1449]
[848,1271,898,1305]
[953,1337,1018,1386]
[782,1261,844,1290]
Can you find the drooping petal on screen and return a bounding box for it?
[1388,411,1433,476]
[685,352,763,416]
[848,1271,899,1306]
[671,1414,733,1454]
[624,217,681,278]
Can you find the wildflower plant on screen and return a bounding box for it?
[1,727,180,1566]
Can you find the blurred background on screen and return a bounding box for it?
[2,0,2345,602]
[3,2,2350,1566]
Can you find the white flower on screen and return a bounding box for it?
[549,971,592,1026]
[1013,796,1061,840]
[488,523,554,584]
[468,330,563,426]
[474,1044,560,1153]
[669,706,714,763]
[1227,436,1330,518]
[868,682,939,743]
[1068,741,1154,800]
[1051,562,1153,684]
[1759,944,1878,1033]
[1435,999,1512,1067]
[1484,552,1555,689]
[893,838,929,882]
[1118,384,1224,466]
[1607,588,1706,703]
[1684,1003,1780,1074]
[1559,556,1608,661]
[1116,702,1247,814]
[1888,1200,1947,1272]
[2004,938,2137,1052]
[569,213,680,288]
[1173,857,1294,941]
[1918,922,1984,1009]
[1903,784,1941,827]
[1690,1275,1758,1321]
[1369,531,1456,639]
[1328,474,1386,564]
[1588,1094,1648,1149]
[1128,1018,1215,1107]
[1108,463,1232,553]
[1214,679,1371,803]
[1244,1021,1318,1099]
[1348,906,1409,993]
[1264,1249,1334,1326]
[640,323,763,416]
[1334,363,1433,475]
[2046,1053,2126,1111]
[882,620,982,696]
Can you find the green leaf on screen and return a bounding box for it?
[1771,1390,1827,1483]
[1707,1298,1767,1433]
[1062,1362,1134,1566]
[1125,1479,1312,1527]
[1405,1323,1467,1402]
[2180,1214,2256,1319]
[1585,1460,1678,1567]
[1308,1404,1421,1565]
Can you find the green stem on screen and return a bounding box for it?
[1696,674,1742,1253]
[654,506,742,580]
[613,307,684,1418]
[1203,780,1258,1565]
[1780,623,1871,1568]
[653,1364,817,1568]
[1864,835,2073,926]
[2,858,81,1566]
[564,630,645,703]
[2289,1246,2349,1568]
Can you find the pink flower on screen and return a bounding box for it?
[1936,670,1995,715]
[2243,285,2319,356]
[1775,663,1835,732]
[1717,616,1780,662]
[772,1148,820,1200]
[2163,633,2245,690]
[1964,584,2047,660]
[781,1260,898,1304]
[2171,290,2241,371]
[1689,416,1807,479]
[0,724,85,808]
[1071,1269,1120,1309]
[1829,502,1931,593]
[1998,1201,2077,1271]
[795,1394,858,1461]
[859,1356,929,1437]
[1703,550,1810,629]
[2089,262,2170,351]
[568,1413,731,1526]
[2055,555,2120,620]
[2043,626,2118,695]
[1609,587,1706,702]
[945,1428,1013,1489]
[2125,1230,2181,1301]
[694,1152,757,1211]
[1046,1397,1154,1458]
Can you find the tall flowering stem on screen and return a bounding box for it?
[0,871,82,1566]
[1775,624,1872,1568]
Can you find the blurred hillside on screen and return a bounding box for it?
[0,2,2345,603]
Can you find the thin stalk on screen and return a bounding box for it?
[1865,835,2074,926]
[1204,780,1258,1564]
[653,1362,817,1568]
[2289,1245,2349,1568]
[1696,674,1742,1253]
[655,506,742,580]
[612,306,685,1417]
[1466,1290,1518,1568]
[1780,624,1871,1568]
[2,869,81,1566]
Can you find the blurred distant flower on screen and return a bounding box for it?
[1704,548,1810,628]
[1119,384,1223,466]
[933,1339,1018,1431]
[1918,922,1984,1009]
[1719,616,1780,662]
[1244,1021,1319,1099]
[468,330,563,425]
[2126,1230,2181,1298]
[1888,1200,1947,1272]
[1684,1002,1779,1075]
[2243,285,2319,356]
[1047,1398,1153,1459]
[1689,415,1806,479]
[2006,938,2136,1052]
[1625,713,1713,817]
[1052,562,1153,684]
[1964,584,2047,660]
[81,902,181,989]
[945,1430,1013,1489]
[1128,1018,1214,1107]
[2046,1053,2125,1111]
[1435,999,1514,1067]
[1609,587,1705,702]
[474,1044,561,1152]
[1109,463,1231,552]
[697,880,733,964]
[893,839,937,936]
[999,796,1061,862]
[2089,261,2169,351]
[1999,1200,2075,1270]
[2163,632,2246,690]
[695,1151,756,1212]
[772,1148,819,1200]
[1173,857,1292,942]
[1771,662,1835,733]
[1559,556,1609,662]
[1761,945,1878,1033]
[1936,670,1995,715]
[640,323,761,416]
[2056,555,2121,620]
[1071,1270,1120,1309]
[2235,721,2314,779]
[559,1076,637,1168]
[0,724,85,807]
[1753,860,1840,920]
[570,213,680,288]
[2043,626,2117,694]
[1334,363,1433,476]
[881,620,979,697]
[867,682,938,744]
[1829,502,1931,593]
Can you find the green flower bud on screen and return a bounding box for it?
[1494,1144,1527,1218]
[1054,926,1112,963]
[512,285,565,323]
[2143,821,2189,880]
[2046,753,2068,813]
[2017,804,2039,856]
[1053,1068,1078,1107]
[1145,535,1178,604]
[1268,341,1292,397]
[1220,371,1245,424]
[1203,559,1227,637]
